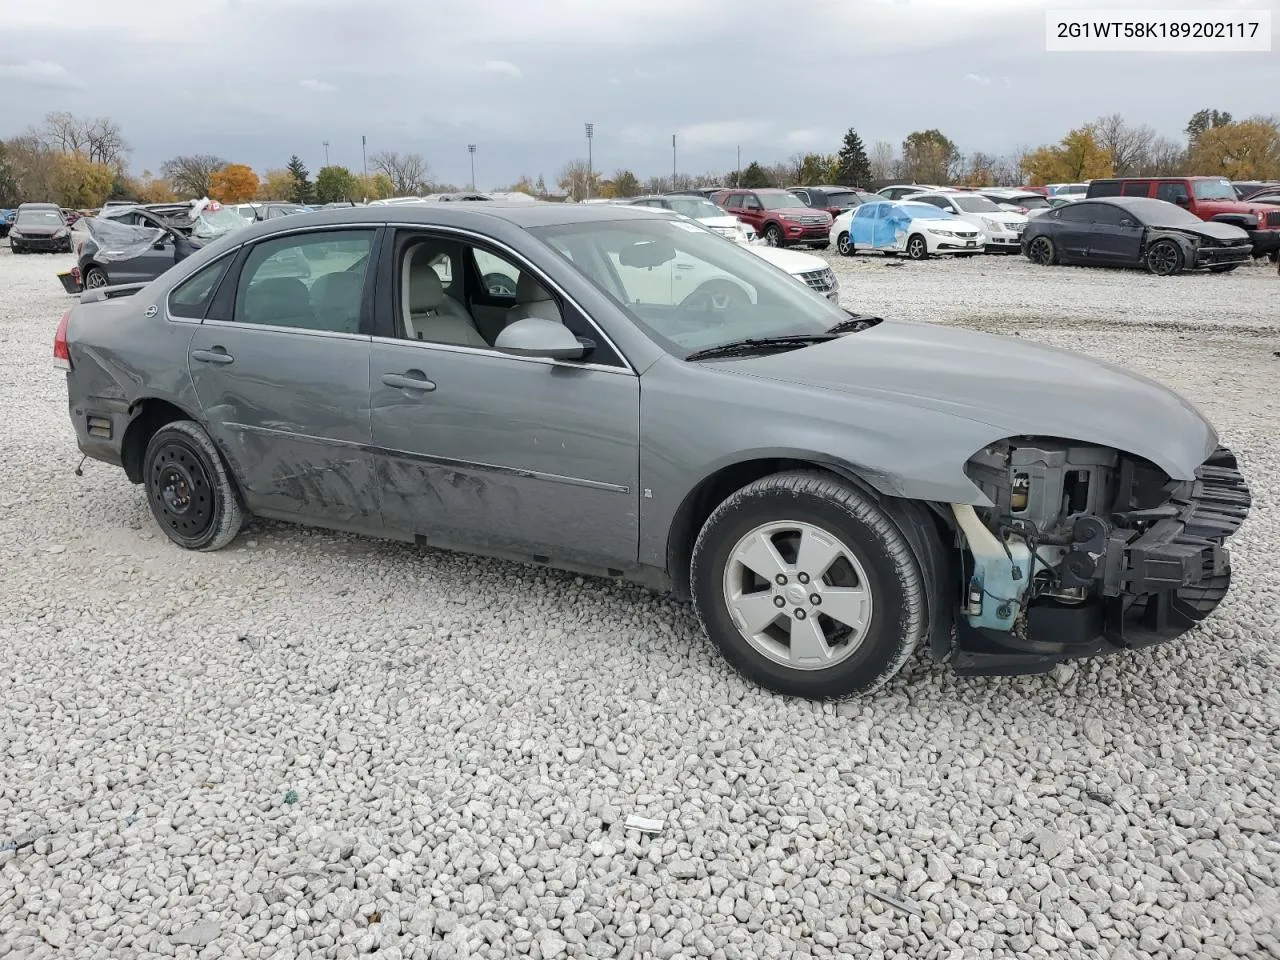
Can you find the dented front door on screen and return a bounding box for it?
[369,340,640,569]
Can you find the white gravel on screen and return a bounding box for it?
[2,244,1278,960]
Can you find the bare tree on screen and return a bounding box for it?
[160,154,228,198]
[557,159,600,201]
[1092,113,1156,176]
[29,112,130,168]
[869,141,896,181]
[1137,136,1187,176]
[371,151,431,195]
[85,117,130,167]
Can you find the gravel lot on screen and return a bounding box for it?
[1,244,1278,960]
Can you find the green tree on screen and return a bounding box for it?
[901,129,960,183]
[610,168,641,198]
[834,128,872,186]
[0,141,19,207]
[1186,108,1233,145]
[315,165,358,203]
[738,161,773,188]
[796,153,832,185]
[286,154,313,204]
[354,172,394,200]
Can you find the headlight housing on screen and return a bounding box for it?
[929,228,955,237]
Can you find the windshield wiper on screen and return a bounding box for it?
[685,334,837,361]
[826,313,885,335]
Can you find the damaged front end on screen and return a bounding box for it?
[948,439,1251,675]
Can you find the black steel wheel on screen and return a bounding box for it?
[1146,239,1184,276]
[144,421,243,551]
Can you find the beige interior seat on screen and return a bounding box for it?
[402,247,488,347]
[504,273,564,327]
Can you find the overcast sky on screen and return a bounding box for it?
[1,0,1275,187]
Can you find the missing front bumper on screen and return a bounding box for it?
[952,446,1251,676]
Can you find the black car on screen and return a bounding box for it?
[9,202,73,253]
[788,185,875,217]
[1022,197,1253,276]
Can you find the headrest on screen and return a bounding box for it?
[408,254,447,311]
[245,276,311,323]
[514,271,553,304]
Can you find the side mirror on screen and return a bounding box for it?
[494,317,592,361]
[1119,218,1135,227]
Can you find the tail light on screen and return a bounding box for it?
[54,309,71,370]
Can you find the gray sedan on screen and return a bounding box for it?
[57,203,1250,699]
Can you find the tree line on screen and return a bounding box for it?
[2,108,1278,210]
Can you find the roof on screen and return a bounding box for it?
[17,201,60,209]
[227,199,672,231]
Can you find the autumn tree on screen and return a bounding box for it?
[315,165,358,203]
[1188,118,1280,179]
[557,159,601,201]
[354,172,394,200]
[1021,126,1114,185]
[286,155,313,204]
[738,161,773,188]
[161,154,227,198]
[1186,108,1232,145]
[901,129,959,183]
[208,163,260,203]
[371,150,430,195]
[958,152,1000,186]
[0,142,18,207]
[502,175,537,196]
[132,171,178,203]
[834,128,872,186]
[50,153,114,208]
[256,168,294,200]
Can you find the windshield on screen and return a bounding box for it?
[952,196,1001,213]
[530,218,846,358]
[664,196,726,220]
[760,192,808,209]
[1136,201,1205,227]
[193,206,252,239]
[17,209,64,225]
[1192,178,1236,200]
[898,203,951,220]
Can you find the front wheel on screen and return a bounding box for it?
[836,232,854,256]
[905,234,928,260]
[690,471,927,700]
[1027,235,1056,266]
[144,421,243,551]
[763,224,784,247]
[1146,239,1184,276]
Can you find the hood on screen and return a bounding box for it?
[746,244,827,275]
[1157,219,1250,242]
[14,224,63,236]
[697,215,744,231]
[725,318,1216,480]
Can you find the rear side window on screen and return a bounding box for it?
[1121,181,1150,197]
[169,256,232,319]
[234,230,375,333]
[1055,204,1092,222]
[1088,181,1122,197]
[723,194,743,209]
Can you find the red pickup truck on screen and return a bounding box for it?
[1086,176,1280,258]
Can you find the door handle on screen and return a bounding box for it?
[191,348,234,365]
[382,372,436,392]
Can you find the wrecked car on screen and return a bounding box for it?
[1023,197,1253,275]
[831,200,984,259]
[9,202,73,253]
[59,199,252,293]
[56,203,1251,699]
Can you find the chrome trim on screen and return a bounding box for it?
[388,221,637,375]
[370,335,631,375]
[201,318,372,342]
[227,422,631,494]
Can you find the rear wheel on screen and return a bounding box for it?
[905,234,928,260]
[1027,235,1056,266]
[144,421,243,551]
[836,232,854,256]
[1146,239,1184,276]
[83,265,108,289]
[690,471,927,700]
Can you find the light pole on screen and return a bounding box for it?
[672,133,677,190]
[323,140,330,167]
[468,144,476,190]
[584,122,594,201]
[361,135,367,178]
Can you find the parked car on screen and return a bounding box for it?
[909,192,1028,253]
[0,208,14,239]
[1086,176,1280,258]
[877,184,937,201]
[788,186,876,216]
[1233,180,1280,200]
[831,200,984,259]
[1046,195,1082,208]
[627,194,756,242]
[668,187,726,199]
[55,202,1251,699]
[712,188,832,248]
[9,202,73,253]
[1023,197,1252,275]
[62,200,252,292]
[232,201,310,222]
[978,189,1054,217]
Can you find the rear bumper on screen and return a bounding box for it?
[954,446,1251,676]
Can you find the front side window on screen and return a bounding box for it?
[1192,178,1235,200]
[1156,182,1190,204]
[723,194,743,210]
[234,229,374,333]
[532,218,846,358]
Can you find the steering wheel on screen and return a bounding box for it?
[483,272,518,297]
[678,278,750,316]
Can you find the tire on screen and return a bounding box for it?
[10,243,23,254]
[690,471,927,700]
[1208,264,1239,274]
[811,241,830,250]
[836,231,854,256]
[83,266,108,289]
[1027,235,1056,266]
[763,223,784,247]
[143,421,243,551]
[905,234,928,260]
[1145,239,1184,276]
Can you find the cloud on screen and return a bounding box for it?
[0,59,80,89]
[299,79,336,92]
[964,73,992,85]
[676,120,773,149]
[483,59,522,78]
[783,128,828,148]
